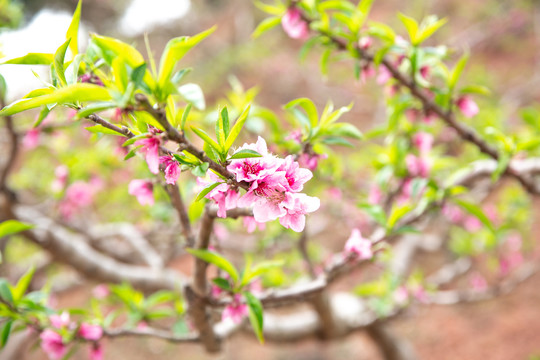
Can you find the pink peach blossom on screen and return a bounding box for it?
[405,154,431,178]
[470,272,488,292]
[358,36,372,50]
[135,136,161,174]
[243,216,266,233]
[344,228,373,260]
[92,284,110,299]
[89,343,104,360]
[49,312,70,329]
[51,165,69,193]
[159,155,180,185]
[128,179,154,206]
[412,132,434,154]
[23,128,40,149]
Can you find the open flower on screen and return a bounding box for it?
[405,154,431,178]
[279,193,320,232]
[49,312,70,329]
[159,155,180,185]
[412,132,434,154]
[135,136,161,174]
[128,179,154,206]
[281,7,309,39]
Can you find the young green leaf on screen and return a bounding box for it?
[0,320,13,348]
[186,249,239,282]
[244,291,264,344]
[398,13,419,44]
[449,53,469,90]
[415,17,447,45]
[241,260,284,286]
[131,63,148,87]
[0,83,111,117]
[220,107,230,139]
[252,16,281,39]
[387,203,414,229]
[157,27,216,93]
[0,279,13,304]
[212,277,232,291]
[0,220,34,238]
[358,203,387,226]
[54,38,71,87]
[1,53,54,65]
[453,199,495,233]
[195,182,222,202]
[66,0,82,56]
[180,103,192,131]
[191,126,222,154]
[224,105,251,151]
[229,149,262,160]
[284,98,319,128]
[12,267,35,301]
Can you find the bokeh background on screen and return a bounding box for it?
[1,0,540,359]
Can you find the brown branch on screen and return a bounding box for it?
[104,327,199,343]
[0,98,19,193]
[187,206,220,352]
[366,322,418,360]
[165,183,195,247]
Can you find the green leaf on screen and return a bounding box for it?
[449,53,469,90]
[0,83,111,117]
[320,48,332,77]
[123,147,139,160]
[220,107,230,139]
[191,162,209,177]
[66,0,82,56]
[415,17,447,45]
[459,85,491,96]
[224,105,251,151]
[387,203,414,229]
[0,320,13,348]
[12,267,35,301]
[325,122,363,139]
[284,98,319,128]
[244,291,264,344]
[75,101,117,119]
[241,260,284,286]
[0,74,6,101]
[0,279,13,304]
[54,38,71,87]
[0,220,33,238]
[453,198,495,233]
[358,203,386,226]
[1,53,53,65]
[252,16,281,39]
[65,54,84,85]
[186,249,239,282]
[178,83,205,110]
[157,27,216,94]
[194,182,222,202]
[191,126,222,154]
[180,103,192,131]
[398,13,418,44]
[368,21,396,42]
[212,277,232,291]
[131,63,147,87]
[229,149,262,160]
[85,125,122,136]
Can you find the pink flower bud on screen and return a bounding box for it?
[159,155,180,185]
[281,7,309,39]
[23,128,41,149]
[358,36,372,50]
[456,96,479,118]
[420,65,430,80]
[412,132,434,154]
[49,312,70,329]
[92,284,110,299]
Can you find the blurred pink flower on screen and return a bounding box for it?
[281,7,309,39]
[222,294,248,324]
[59,181,98,219]
[368,185,382,205]
[128,179,154,206]
[456,96,479,118]
[23,128,41,149]
[442,204,464,224]
[412,132,434,154]
[463,216,482,232]
[361,64,376,83]
[358,36,372,50]
[78,323,103,341]
[51,165,69,193]
[393,286,409,305]
[469,272,488,292]
[50,312,70,329]
[420,65,430,80]
[89,343,104,360]
[344,228,373,260]
[377,65,392,85]
[243,216,266,233]
[92,284,110,299]
[405,154,431,178]
[40,330,67,360]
